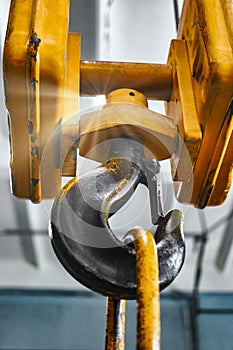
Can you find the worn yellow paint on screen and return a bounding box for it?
[176,0,233,207]
[102,158,133,222]
[4,0,33,199]
[208,106,233,205]
[105,298,126,350]
[3,0,70,202]
[4,0,232,208]
[105,229,160,349]
[129,228,160,350]
[166,40,202,183]
[26,32,42,203]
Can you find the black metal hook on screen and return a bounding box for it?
[50,150,185,299]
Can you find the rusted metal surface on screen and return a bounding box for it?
[105,298,126,350]
[126,228,160,350]
[80,61,172,101]
[26,32,42,203]
[105,229,161,350]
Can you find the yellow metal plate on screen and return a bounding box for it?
[174,0,233,207]
[3,0,70,202]
[4,0,33,200]
[166,39,202,183]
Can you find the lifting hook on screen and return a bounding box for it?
[50,141,185,299]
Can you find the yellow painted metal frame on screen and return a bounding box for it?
[172,0,233,207]
[166,39,202,183]
[3,0,80,202]
[3,0,233,207]
[80,60,173,101]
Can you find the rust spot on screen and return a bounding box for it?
[28,121,33,134]
[31,146,39,157]
[29,32,41,60]
[30,77,38,91]
[30,32,41,51]
[71,146,77,161]
[31,136,37,143]
[31,178,39,186]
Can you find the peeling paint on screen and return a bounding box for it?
[28,121,33,134]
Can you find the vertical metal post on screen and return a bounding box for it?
[105,297,126,350]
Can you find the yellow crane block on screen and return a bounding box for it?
[3,0,232,208]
